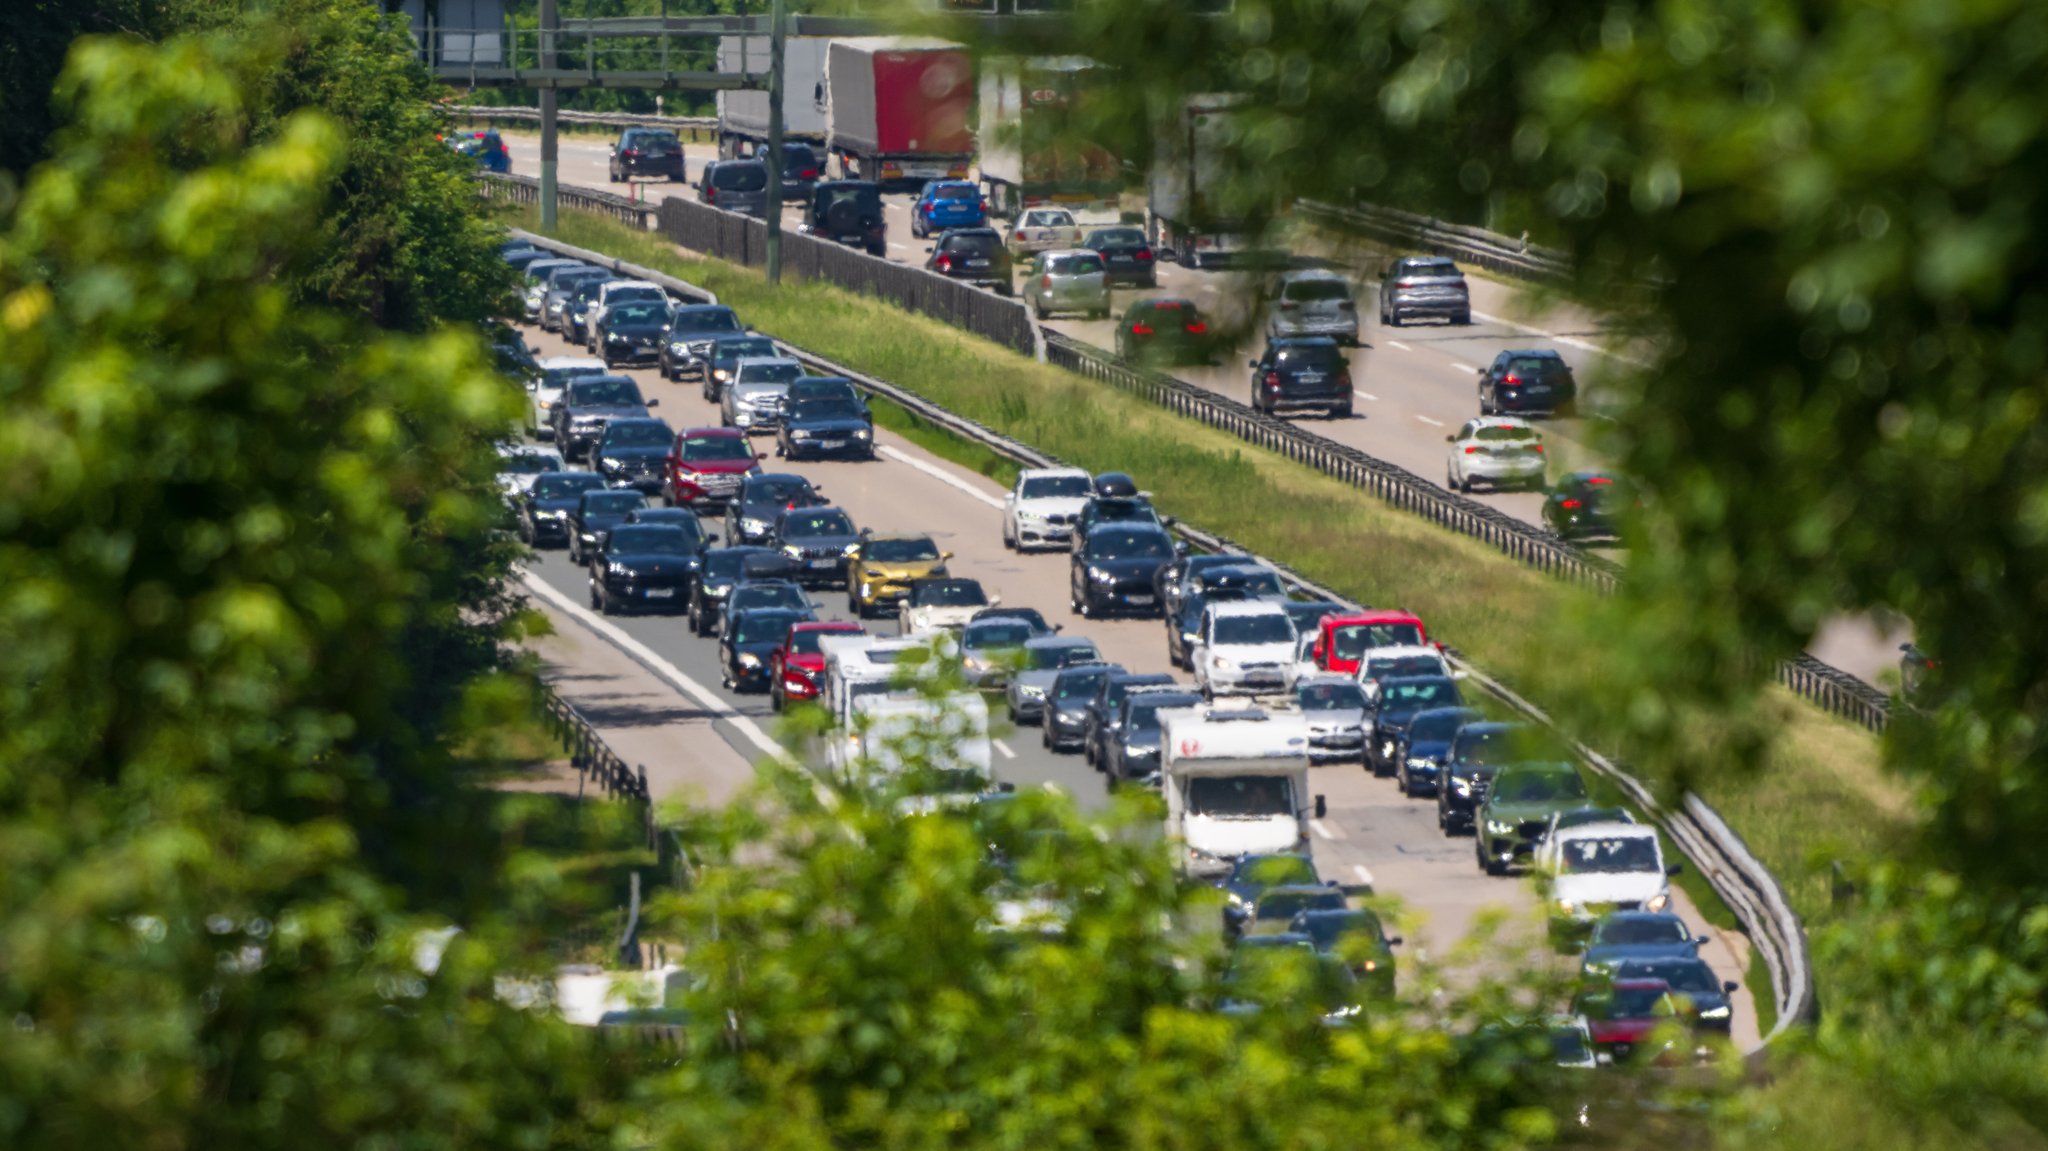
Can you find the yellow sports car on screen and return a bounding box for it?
[847,533,952,618]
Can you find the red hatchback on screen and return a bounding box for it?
[771,620,867,711]
[1312,610,1430,676]
[666,427,763,511]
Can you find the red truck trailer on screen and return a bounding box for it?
[821,37,974,189]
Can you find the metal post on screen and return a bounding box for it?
[764,0,785,284]
[539,0,559,231]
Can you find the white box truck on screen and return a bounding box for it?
[1159,706,1323,879]
[976,56,1121,220]
[715,35,829,158]
[1147,94,1259,269]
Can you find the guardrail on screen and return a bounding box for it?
[1297,199,1574,284]
[452,104,718,137]
[483,171,661,231]
[501,227,1818,1044]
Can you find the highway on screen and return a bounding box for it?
[511,290,1764,1050]
[502,131,1906,685]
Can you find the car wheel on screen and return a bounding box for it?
[771,686,783,712]
[1456,311,1472,325]
[1333,403,1353,419]
[1042,722,1052,750]
[1457,472,1472,494]
[1388,310,1403,327]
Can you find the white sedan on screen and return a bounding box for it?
[1008,208,1084,258]
[1445,416,1547,493]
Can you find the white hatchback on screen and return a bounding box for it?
[1009,208,1084,257]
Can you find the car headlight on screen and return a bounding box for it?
[842,542,860,556]
[607,562,630,576]
[536,399,553,411]
[1087,566,1114,583]
[669,341,688,354]
[1406,757,1435,770]
[1645,893,1671,913]
[1556,899,1577,915]
[600,457,622,471]
[714,368,731,380]
[790,428,813,439]
[854,427,872,439]
[1698,1005,1730,1020]
[535,508,567,521]
[1019,685,1046,698]
[742,518,770,535]
[1452,778,1473,796]
[1485,819,1514,835]
[782,545,803,559]
[606,332,627,343]
[1210,656,1230,670]
[1359,959,1378,973]
[738,652,762,669]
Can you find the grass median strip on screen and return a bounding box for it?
[511,203,1902,926]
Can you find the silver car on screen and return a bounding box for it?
[721,357,803,433]
[1026,249,1110,319]
[1445,417,1546,492]
[1295,676,1369,764]
[521,259,584,320]
[1004,636,1104,722]
[1377,255,1471,326]
[541,268,611,333]
[1268,268,1360,345]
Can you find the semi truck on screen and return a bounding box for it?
[1159,706,1324,879]
[715,35,829,159]
[819,37,975,189]
[976,57,1121,220]
[1147,94,1260,269]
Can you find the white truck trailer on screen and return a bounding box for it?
[976,56,1121,220]
[1147,94,1258,269]
[715,35,829,159]
[1160,706,1323,879]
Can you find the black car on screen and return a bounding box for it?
[1105,690,1203,784]
[729,473,826,546]
[1392,706,1484,798]
[1291,908,1401,996]
[623,505,710,559]
[1116,297,1211,364]
[773,141,823,203]
[517,471,607,548]
[771,505,860,588]
[591,417,676,494]
[586,523,701,615]
[609,127,685,181]
[1082,672,1176,769]
[715,578,814,638]
[1281,600,1347,641]
[1542,472,1633,541]
[542,268,612,334]
[1478,349,1579,417]
[1072,524,1180,620]
[701,335,781,403]
[803,180,887,256]
[1072,497,1165,548]
[1042,662,1126,753]
[1083,226,1158,288]
[1364,675,1466,777]
[925,227,1013,295]
[566,489,650,565]
[1219,852,1323,938]
[1155,551,1252,618]
[787,375,868,414]
[1436,721,1536,834]
[659,306,746,381]
[594,299,673,369]
[1094,471,1142,499]
[1249,337,1354,419]
[720,607,811,693]
[551,375,656,463]
[689,546,796,636]
[778,396,875,461]
[1605,958,1739,1034]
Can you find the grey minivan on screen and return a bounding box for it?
[1268,268,1360,345]
[698,158,771,217]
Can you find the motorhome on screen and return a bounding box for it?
[1160,706,1323,879]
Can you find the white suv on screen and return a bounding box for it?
[1537,821,1681,947]
[1002,467,1093,552]
[1192,601,1297,699]
[1355,645,1456,700]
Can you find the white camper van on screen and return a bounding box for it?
[1159,706,1324,879]
[842,689,993,785]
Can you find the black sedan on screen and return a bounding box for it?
[1392,706,1483,798]
[1071,524,1180,619]
[1042,663,1126,753]
[720,607,812,693]
[586,523,702,615]
[1083,226,1158,288]
[1606,957,1739,1034]
[770,506,861,588]
[1542,472,1633,541]
[777,396,875,461]
[551,375,656,463]
[594,299,674,369]
[590,417,676,494]
[566,488,650,565]
[1116,297,1211,364]
[517,471,607,548]
[1478,349,1578,417]
[688,546,794,636]
[1364,675,1466,777]
[729,473,826,547]
[1220,852,1323,939]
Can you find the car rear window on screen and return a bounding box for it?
[945,233,1001,256]
[1275,346,1343,368]
[1475,425,1538,442]
[1399,259,1461,277]
[672,308,741,334]
[1283,279,1353,301]
[1091,228,1147,246]
[1050,253,1105,275]
[713,163,769,191]
[934,184,978,201]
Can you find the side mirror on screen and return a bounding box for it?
[940,551,954,560]
[1173,541,1189,555]
[1444,435,1455,443]
[1313,794,1328,819]
[998,781,1017,793]
[756,452,769,460]
[1723,981,1740,994]
[1667,864,1685,877]
[1051,623,1063,633]
[1388,936,1404,947]
[1694,936,1710,946]
[1162,515,1178,527]
[988,595,1002,606]
[1247,359,1258,368]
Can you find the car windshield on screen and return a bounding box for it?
[1331,622,1425,660]
[816,185,881,214]
[606,526,692,555]
[1596,918,1689,947]
[1089,228,1146,246]
[1087,530,1172,560]
[1492,769,1587,803]
[713,339,778,363]
[914,581,986,607]
[789,627,858,655]
[673,308,742,333]
[1021,474,1093,499]
[1475,424,1540,442]
[1049,253,1104,275]
[584,492,645,514]
[609,302,667,325]
[933,184,978,201]
[965,622,1035,650]
[532,474,605,499]
[733,584,806,612]
[1296,910,1383,949]
[747,479,811,505]
[1256,889,1345,920]
[681,434,752,462]
[1367,655,1443,681]
[1283,279,1352,301]
[1274,345,1344,369]
[631,131,679,149]
[732,611,798,644]
[1056,670,1111,700]
[1407,710,1477,741]
[1552,1026,1592,1063]
[1187,776,1293,818]
[713,163,769,191]
[1229,854,1319,887]
[1452,727,1533,767]
[1559,836,1661,875]
[1126,695,1199,733]
[1379,679,1459,708]
[700,550,759,579]
[603,423,670,448]
[1297,682,1366,711]
[567,378,641,406]
[1624,961,1718,995]
[499,453,561,474]
[1030,643,1099,670]
[1508,356,1568,377]
[792,399,864,422]
[1025,210,1074,226]
[785,511,853,537]
[1213,614,1293,645]
[864,537,939,563]
[738,362,804,384]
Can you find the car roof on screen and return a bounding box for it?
[539,355,606,369]
[1467,416,1538,430]
[602,279,662,292]
[1328,609,1424,625]
[1270,336,1341,348]
[1364,645,1443,661]
[681,425,744,437]
[734,356,800,368]
[1023,635,1093,650]
[1504,348,1566,360]
[1279,267,1348,283]
[1206,599,1290,619]
[1555,821,1655,841]
[1019,466,1091,480]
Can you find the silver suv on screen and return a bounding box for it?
[697,159,771,217]
[1378,255,1471,326]
[1267,268,1359,344]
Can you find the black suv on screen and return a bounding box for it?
[551,374,656,463]
[924,227,1013,295]
[590,417,676,494]
[1249,338,1354,419]
[586,523,700,616]
[770,506,861,588]
[803,181,887,256]
[1478,349,1579,416]
[609,128,685,182]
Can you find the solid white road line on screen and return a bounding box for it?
[1387,340,1413,352]
[993,739,1017,760]
[518,567,787,760]
[1469,308,1649,369]
[1353,864,1376,887]
[1416,415,1446,427]
[877,444,1006,510]
[1310,819,1341,840]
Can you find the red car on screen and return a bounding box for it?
[665,427,763,511]
[1311,610,1430,676]
[771,620,867,711]
[1573,978,1686,1065]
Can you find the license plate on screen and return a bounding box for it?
[1247,672,1282,684]
[966,259,989,268]
[837,234,862,242]
[807,558,836,570]
[644,588,675,599]
[1124,594,1154,605]
[1299,373,1325,383]
[819,439,846,449]
[1110,254,1134,263]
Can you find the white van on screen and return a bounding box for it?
[842,689,992,786]
[1160,706,1324,879]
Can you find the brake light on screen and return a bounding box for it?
[1264,371,1283,392]
[1136,248,1154,261]
[1335,373,1352,391]
[1503,374,1522,386]
[1016,231,1027,242]
[1586,477,1614,485]
[936,255,953,272]
[1560,498,1582,509]
[1464,446,1481,455]
[801,168,819,179]
[1131,323,1154,335]
[1532,444,1545,452]
[1185,322,1207,334]
[1280,300,1299,310]
[1041,275,1053,289]
[622,148,641,159]
[706,187,716,202]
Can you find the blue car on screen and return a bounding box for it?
[1580,911,1706,971]
[452,130,511,174]
[911,180,986,238]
